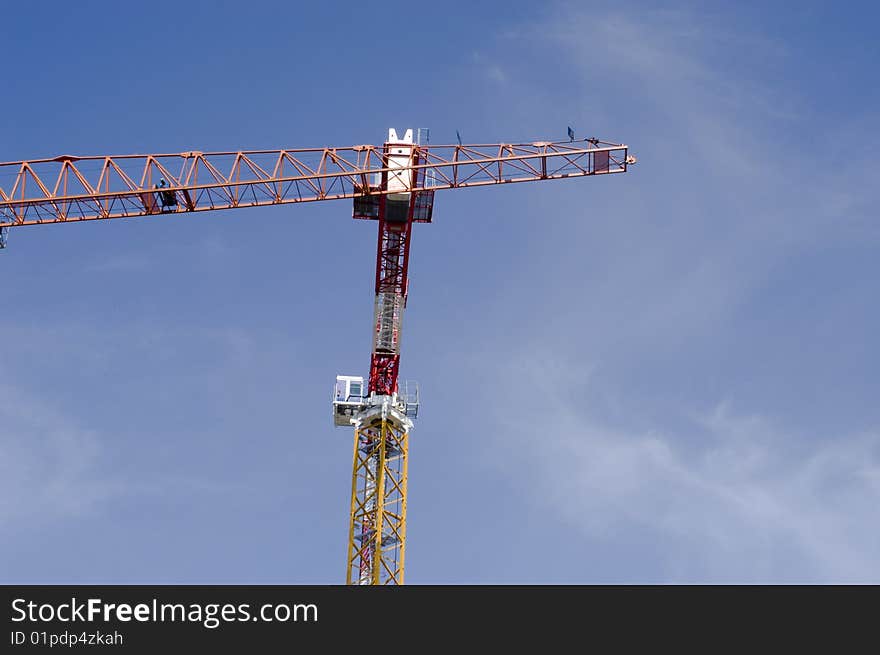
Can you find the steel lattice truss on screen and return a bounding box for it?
[0,139,631,227]
[347,418,409,585]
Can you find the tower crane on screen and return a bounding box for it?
[0,128,636,584]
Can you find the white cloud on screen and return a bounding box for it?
[471,51,508,84]
[463,5,880,581]
[0,321,274,531]
[86,252,154,273]
[0,384,120,524]
[485,351,880,581]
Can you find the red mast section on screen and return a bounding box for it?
[357,129,434,396]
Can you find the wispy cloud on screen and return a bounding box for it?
[0,384,119,525]
[471,51,508,84]
[85,233,236,274]
[460,4,880,581]
[483,351,880,582]
[0,320,280,532]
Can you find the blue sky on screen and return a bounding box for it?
[2,0,878,583]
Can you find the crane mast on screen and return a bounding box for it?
[341,129,423,585]
[0,128,635,585]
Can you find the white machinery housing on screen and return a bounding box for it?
[332,374,419,426]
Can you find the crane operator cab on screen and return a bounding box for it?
[332,375,367,426]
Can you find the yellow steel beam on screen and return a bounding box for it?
[346,417,409,585]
